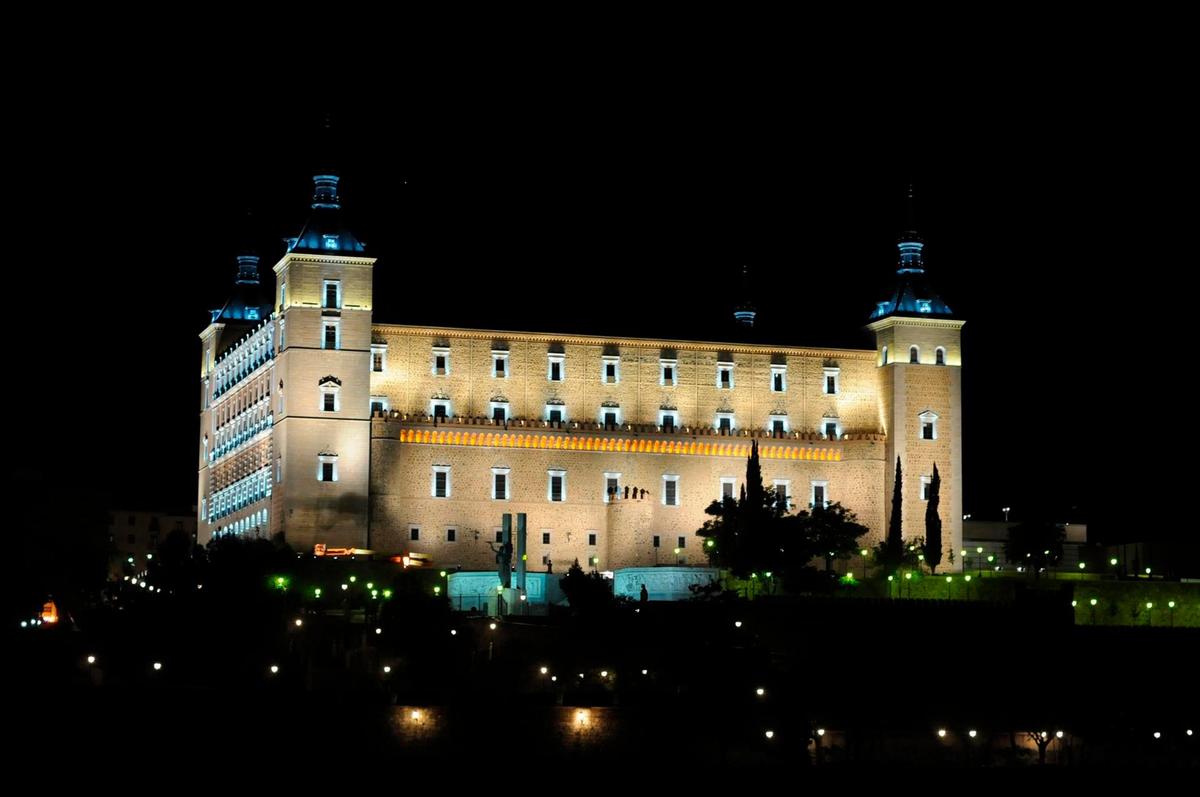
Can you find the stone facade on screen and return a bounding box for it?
[197,176,965,572]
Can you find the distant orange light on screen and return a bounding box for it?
[41,601,59,624]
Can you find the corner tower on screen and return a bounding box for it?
[867,187,964,568]
[270,174,376,551]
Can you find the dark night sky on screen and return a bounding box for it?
[15,64,1166,542]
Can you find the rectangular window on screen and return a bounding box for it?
[719,368,731,388]
[494,358,505,377]
[542,532,551,545]
[550,361,561,381]
[549,472,565,502]
[324,281,339,309]
[662,365,674,384]
[371,400,383,414]
[652,535,660,548]
[588,532,597,546]
[493,406,507,422]
[677,536,686,549]
[493,472,508,500]
[663,476,678,507]
[826,375,836,394]
[921,476,932,501]
[604,411,617,427]
[446,528,456,542]
[606,476,619,499]
[718,416,732,432]
[324,325,337,350]
[435,355,446,373]
[321,462,334,482]
[772,419,785,435]
[773,480,791,510]
[324,393,336,412]
[825,422,838,439]
[605,362,616,381]
[432,401,449,419]
[923,422,935,440]
[721,477,736,499]
[280,282,287,310]
[373,352,383,372]
[811,481,828,508]
[548,408,563,423]
[495,530,504,543]
[410,527,420,542]
[433,469,449,498]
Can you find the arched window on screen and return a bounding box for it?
[935,347,946,366]
[881,346,888,365]
[909,346,920,364]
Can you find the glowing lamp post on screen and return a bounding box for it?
[1090,597,1098,625]
[1168,600,1176,627]
[860,548,869,580]
[1145,602,1154,626]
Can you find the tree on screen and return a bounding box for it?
[884,456,904,567]
[697,440,798,578]
[1003,520,1065,579]
[801,502,870,573]
[559,558,613,613]
[922,464,943,574]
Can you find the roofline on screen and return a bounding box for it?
[372,322,877,359]
[866,315,966,332]
[272,252,377,273]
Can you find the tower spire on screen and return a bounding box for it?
[869,185,953,320]
[733,265,757,327]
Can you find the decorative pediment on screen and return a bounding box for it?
[431,391,450,400]
[318,375,342,387]
[770,408,788,416]
[601,399,620,408]
[546,398,565,406]
[491,394,509,404]
[660,403,678,412]
[919,410,940,422]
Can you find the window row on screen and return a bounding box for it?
[880,345,948,366]
[421,466,831,509]
[207,466,272,522]
[401,347,843,394]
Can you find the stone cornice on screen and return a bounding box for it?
[865,316,966,333]
[272,252,377,273]
[371,323,876,361]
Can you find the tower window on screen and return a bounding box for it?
[548,470,566,502]
[881,346,888,366]
[919,410,939,441]
[920,475,932,501]
[371,345,386,373]
[771,364,787,393]
[717,363,734,389]
[323,280,340,309]
[823,366,840,395]
[493,471,509,501]
[323,393,336,412]
[542,532,551,545]
[602,356,620,384]
[431,466,451,498]
[604,472,621,503]
[936,347,946,366]
[323,324,338,350]
[910,346,920,364]
[662,475,679,507]
[548,353,564,382]
[588,532,597,546]
[660,359,677,386]
[317,455,338,482]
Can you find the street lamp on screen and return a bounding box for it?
[1168,600,1176,627]
[860,549,869,580]
[1090,597,1098,625]
[1145,602,1154,626]
[1002,507,1011,522]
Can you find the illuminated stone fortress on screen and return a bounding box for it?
[197,176,964,572]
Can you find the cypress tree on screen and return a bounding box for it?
[886,456,903,563]
[923,463,943,574]
[745,440,764,510]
